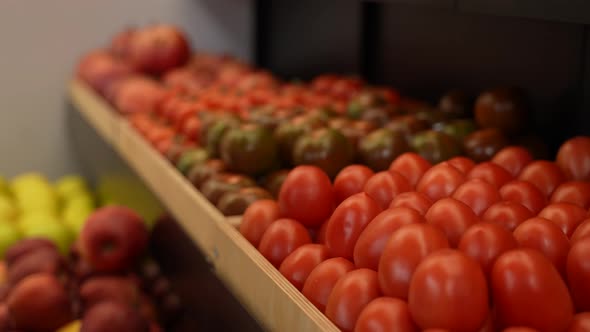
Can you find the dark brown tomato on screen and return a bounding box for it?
[491,146,533,177]
[334,165,375,204]
[551,181,590,210]
[458,222,518,276]
[261,169,290,198]
[200,173,256,205]
[464,128,510,163]
[425,198,479,247]
[325,193,383,260]
[411,130,462,164]
[239,199,281,247]
[538,203,587,238]
[354,297,418,332]
[385,115,430,139]
[474,87,528,136]
[452,179,501,216]
[518,161,566,198]
[354,207,425,270]
[220,124,279,176]
[566,239,590,312]
[359,129,412,172]
[363,171,412,210]
[339,120,377,149]
[499,180,547,214]
[378,223,450,299]
[302,257,355,312]
[325,269,381,332]
[188,159,227,189]
[389,191,433,215]
[217,187,273,216]
[258,218,312,268]
[491,249,574,332]
[201,115,241,158]
[467,162,513,189]
[389,152,432,188]
[275,115,323,166]
[432,119,477,143]
[279,244,331,290]
[416,163,466,201]
[408,249,489,332]
[513,217,570,275]
[482,201,534,232]
[293,127,355,178]
[447,157,476,174]
[438,90,472,119]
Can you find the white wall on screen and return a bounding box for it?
[0,0,253,179]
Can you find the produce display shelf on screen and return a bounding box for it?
[68,80,339,332]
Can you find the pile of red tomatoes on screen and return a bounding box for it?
[240,136,590,332]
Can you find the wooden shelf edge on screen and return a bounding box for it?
[67,80,339,332]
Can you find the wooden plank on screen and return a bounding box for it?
[67,80,339,332]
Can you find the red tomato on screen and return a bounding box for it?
[334,165,375,204]
[491,146,533,177]
[458,222,517,276]
[279,244,330,290]
[568,312,590,332]
[302,257,355,312]
[389,191,433,215]
[551,181,590,209]
[503,328,539,332]
[316,220,329,244]
[491,249,574,332]
[258,218,312,267]
[556,136,590,181]
[363,171,412,209]
[423,329,451,332]
[240,200,281,247]
[278,166,335,228]
[378,223,449,299]
[518,161,566,197]
[354,207,424,270]
[325,193,383,260]
[566,239,590,312]
[513,217,570,275]
[468,162,513,189]
[425,198,479,247]
[416,163,466,201]
[354,297,418,332]
[447,157,476,174]
[482,201,533,232]
[326,269,381,331]
[452,179,501,216]
[408,249,489,332]
[571,219,590,243]
[538,203,587,238]
[499,180,547,214]
[389,153,432,188]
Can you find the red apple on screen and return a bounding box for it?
[79,276,140,310]
[5,238,58,266]
[112,76,167,114]
[128,24,190,75]
[77,51,134,95]
[7,273,73,332]
[81,301,149,332]
[7,249,66,285]
[80,206,148,272]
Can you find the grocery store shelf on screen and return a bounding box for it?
[68,80,339,332]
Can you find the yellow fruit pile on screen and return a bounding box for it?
[0,173,96,257]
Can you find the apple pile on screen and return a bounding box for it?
[0,173,97,258]
[0,206,181,332]
[240,136,590,332]
[77,25,554,217]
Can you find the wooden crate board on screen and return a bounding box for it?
[67,80,339,332]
